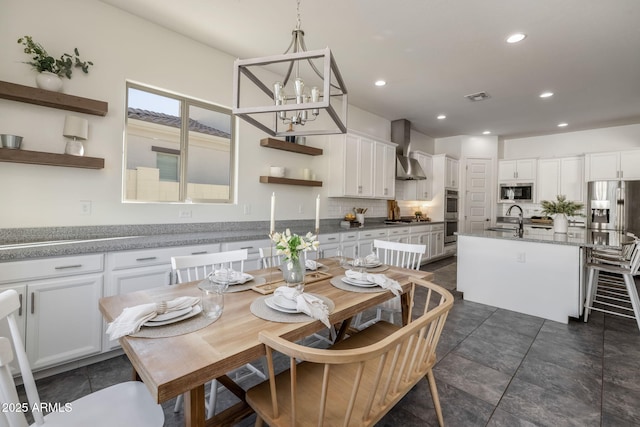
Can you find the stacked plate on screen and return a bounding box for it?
[144,305,203,327]
[265,295,300,313]
[347,259,382,269]
[209,271,254,285]
[341,275,378,288]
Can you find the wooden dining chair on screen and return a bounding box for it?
[0,289,164,427]
[170,249,267,418]
[353,239,427,330]
[584,237,640,331]
[246,278,454,427]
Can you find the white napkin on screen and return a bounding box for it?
[106,296,200,340]
[344,270,402,296]
[211,270,251,284]
[305,259,318,270]
[274,287,331,328]
[364,253,380,265]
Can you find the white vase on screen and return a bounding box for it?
[553,213,568,234]
[35,71,63,92]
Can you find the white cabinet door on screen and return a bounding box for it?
[537,159,561,202]
[446,158,460,188]
[410,228,431,262]
[330,133,375,198]
[586,152,619,181]
[620,150,640,180]
[358,137,375,197]
[374,142,396,199]
[499,159,536,181]
[560,157,584,202]
[26,274,103,371]
[415,152,433,199]
[430,231,445,258]
[343,134,361,197]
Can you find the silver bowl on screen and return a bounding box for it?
[1,134,23,149]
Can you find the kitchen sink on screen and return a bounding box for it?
[487,227,518,232]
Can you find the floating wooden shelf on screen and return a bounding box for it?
[0,149,105,169]
[0,80,108,116]
[259,176,322,187]
[260,138,323,156]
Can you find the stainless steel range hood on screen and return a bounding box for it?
[391,119,426,180]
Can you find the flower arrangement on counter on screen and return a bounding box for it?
[540,195,584,216]
[17,35,93,78]
[270,229,319,262]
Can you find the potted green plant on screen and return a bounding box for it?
[540,195,584,234]
[17,35,94,92]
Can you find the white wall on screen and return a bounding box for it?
[502,123,640,159]
[0,0,402,229]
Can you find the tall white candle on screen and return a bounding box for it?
[270,192,276,234]
[315,194,320,232]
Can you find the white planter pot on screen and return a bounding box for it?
[35,71,63,92]
[553,213,568,234]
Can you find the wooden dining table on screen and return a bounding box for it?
[99,258,433,427]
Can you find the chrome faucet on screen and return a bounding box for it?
[506,204,524,237]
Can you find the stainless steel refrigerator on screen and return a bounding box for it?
[587,180,640,236]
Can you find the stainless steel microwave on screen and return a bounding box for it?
[499,183,534,203]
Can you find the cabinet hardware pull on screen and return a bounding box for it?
[328,237,337,241]
[54,264,82,270]
[18,294,22,316]
[191,251,207,255]
[31,292,35,315]
[136,257,157,261]
[240,246,253,250]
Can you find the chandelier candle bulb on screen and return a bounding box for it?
[270,192,276,235]
[315,194,320,233]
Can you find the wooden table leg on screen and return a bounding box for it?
[401,292,411,326]
[185,384,206,427]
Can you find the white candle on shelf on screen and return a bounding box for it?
[315,194,320,233]
[270,192,276,235]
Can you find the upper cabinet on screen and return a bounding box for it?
[585,150,640,181]
[373,141,396,199]
[404,151,433,200]
[445,157,460,189]
[537,156,584,203]
[498,159,537,181]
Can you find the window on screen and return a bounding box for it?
[123,82,236,203]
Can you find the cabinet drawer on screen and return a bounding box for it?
[0,254,104,284]
[340,232,358,242]
[222,239,271,255]
[319,233,340,245]
[431,224,445,231]
[109,244,220,270]
[411,225,431,234]
[357,229,388,240]
[387,227,411,237]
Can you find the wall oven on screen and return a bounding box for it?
[445,189,458,220]
[445,219,458,244]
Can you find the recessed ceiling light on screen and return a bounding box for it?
[482,131,491,135]
[374,80,386,87]
[437,114,446,120]
[558,122,568,127]
[506,33,527,43]
[540,91,554,98]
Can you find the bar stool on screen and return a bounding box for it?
[584,238,640,331]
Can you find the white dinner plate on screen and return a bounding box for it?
[144,305,202,327]
[265,296,300,313]
[347,260,382,268]
[273,295,298,310]
[149,306,193,322]
[341,277,379,288]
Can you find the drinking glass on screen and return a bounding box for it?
[199,279,225,321]
[335,247,346,268]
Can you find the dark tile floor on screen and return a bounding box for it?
[20,257,640,426]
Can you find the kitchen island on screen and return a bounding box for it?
[456,228,634,324]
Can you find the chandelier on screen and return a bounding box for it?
[232,0,348,137]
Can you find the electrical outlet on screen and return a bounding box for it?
[179,210,192,219]
[516,252,526,263]
[298,204,304,214]
[79,200,91,215]
[243,204,251,215]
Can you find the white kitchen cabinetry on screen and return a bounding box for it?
[317,233,341,259]
[339,231,359,259]
[328,133,374,198]
[386,226,411,244]
[222,239,271,271]
[445,157,460,189]
[357,229,388,257]
[409,225,431,262]
[585,150,640,181]
[430,224,445,259]
[498,159,537,181]
[537,156,584,203]
[373,141,397,199]
[0,254,104,371]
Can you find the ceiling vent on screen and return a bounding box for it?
[465,91,491,102]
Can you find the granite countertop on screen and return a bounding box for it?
[457,227,633,249]
[0,219,444,261]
